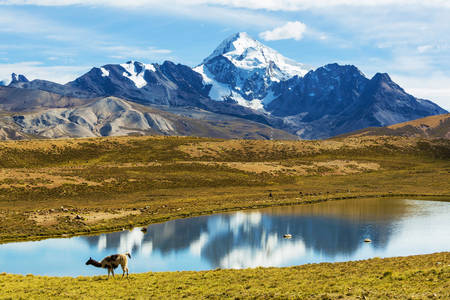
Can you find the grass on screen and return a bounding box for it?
[0,252,449,299]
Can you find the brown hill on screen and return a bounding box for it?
[337,113,450,139]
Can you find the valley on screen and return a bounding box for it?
[0,135,448,299]
[1,2,450,299]
[0,31,449,300]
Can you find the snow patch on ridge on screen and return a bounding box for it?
[194,65,266,111]
[194,65,231,101]
[100,67,110,77]
[120,61,156,89]
[231,91,264,111]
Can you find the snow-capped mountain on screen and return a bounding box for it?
[3,32,447,140]
[194,32,310,110]
[267,65,447,139]
[67,60,211,106]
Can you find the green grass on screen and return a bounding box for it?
[0,252,448,299]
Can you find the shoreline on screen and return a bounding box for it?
[1,193,448,245]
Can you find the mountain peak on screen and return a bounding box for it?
[202,32,260,64]
[10,73,29,84]
[200,32,310,80]
[372,72,392,82]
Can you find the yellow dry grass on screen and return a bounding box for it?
[188,160,380,176]
[0,135,168,150]
[177,136,417,159]
[0,168,101,188]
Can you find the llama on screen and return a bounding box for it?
[85,252,131,278]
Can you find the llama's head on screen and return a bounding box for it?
[85,257,94,265]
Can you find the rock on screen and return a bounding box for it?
[283,234,292,239]
[74,215,83,220]
[141,228,147,233]
[364,238,372,243]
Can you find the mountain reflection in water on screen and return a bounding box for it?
[80,198,447,270]
[1,198,449,276]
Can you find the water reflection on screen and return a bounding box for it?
[0,198,449,276]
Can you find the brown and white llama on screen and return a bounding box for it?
[85,252,131,278]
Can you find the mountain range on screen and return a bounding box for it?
[1,32,447,140]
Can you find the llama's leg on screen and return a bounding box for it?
[107,268,110,278]
[111,268,115,278]
[121,264,125,278]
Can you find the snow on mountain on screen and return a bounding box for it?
[100,67,110,77]
[119,61,156,88]
[201,32,308,79]
[194,32,311,111]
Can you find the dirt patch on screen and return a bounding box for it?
[30,212,72,226]
[83,210,141,224]
[29,209,142,226]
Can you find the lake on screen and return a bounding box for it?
[0,198,449,276]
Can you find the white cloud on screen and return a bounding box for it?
[0,61,90,84]
[2,0,450,10]
[0,8,175,63]
[391,73,450,111]
[98,45,173,61]
[259,21,306,41]
[0,1,284,28]
[417,45,433,53]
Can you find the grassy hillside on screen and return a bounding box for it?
[0,135,448,243]
[340,113,450,138]
[1,252,448,299]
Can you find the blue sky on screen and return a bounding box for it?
[0,0,449,110]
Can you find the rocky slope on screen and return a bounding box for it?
[0,87,295,140]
